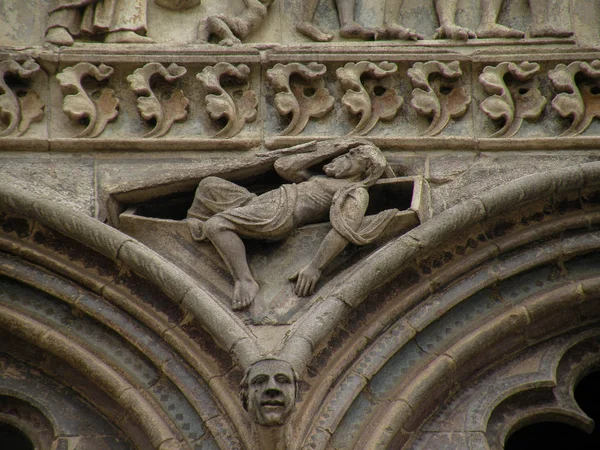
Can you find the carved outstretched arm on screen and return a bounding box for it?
[290,184,369,296]
[274,138,370,182]
[290,228,350,296]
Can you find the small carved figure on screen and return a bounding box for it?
[240,359,297,426]
[45,0,153,46]
[198,0,272,46]
[297,0,375,42]
[186,139,397,310]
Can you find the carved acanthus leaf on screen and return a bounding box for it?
[266,62,334,136]
[197,63,257,139]
[479,61,546,138]
[408,61,470,136]
[0,58,44,138]
[549,60,600,136]
[127,62,189,138]
[56,63,118,138]
[336,61,402,136]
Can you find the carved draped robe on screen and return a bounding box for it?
[187,176,397,245]
[47,0,147,36]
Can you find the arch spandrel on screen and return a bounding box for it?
[2,159,600,448]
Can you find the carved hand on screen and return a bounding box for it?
[289,264,322,297]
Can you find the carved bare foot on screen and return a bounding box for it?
[45,27,74,46]
[339,23,376,40]
[380,24,424,41]
[529,26,573,38]
[434,24,476,40]
[476,24,525,39]
[104,31,154,43]
[219,36,242,46]
[232,277,259,310]
[297,21,334,42]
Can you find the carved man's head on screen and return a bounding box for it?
[324,144,387,186]
[240,359,297,426]
[349,144,388,185]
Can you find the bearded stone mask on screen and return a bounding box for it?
[241,359,297,426]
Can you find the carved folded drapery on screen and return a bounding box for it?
[47,0,147,37]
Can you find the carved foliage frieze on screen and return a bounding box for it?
[549,60,600,136]
[127,63,189,138]
[0,58,44,138]
[479,61,546,138]
[266,62,334,136]
[336,61,402,136]
[56,63,119,138]
[11,55,600,145]
[197,62,258,139]
[408,61,470,136]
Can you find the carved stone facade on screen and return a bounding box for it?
[2,1,600,449]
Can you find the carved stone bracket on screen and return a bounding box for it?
[408,61,470,136]
[56,63,118,138]
[0,58,44,138]
[479,61,546,138]
[549,60,600,136]
[336,61,402,136]
[197,63,257,139]
[266,62,334,136]
[127,62,189,138]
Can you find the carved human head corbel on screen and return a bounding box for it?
[240,359,298,426]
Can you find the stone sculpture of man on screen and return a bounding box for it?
[45,0,153,45]
[297,0,376,41]
[186,138,398,310]
[240,359,297,426]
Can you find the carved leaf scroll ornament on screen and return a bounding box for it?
[0,58,44,138]
[479,61,546,138]
[549,60,600,136]
[336,61,402,136]
[197,63,257,139]
[408,61,470,136]
[266,62,334,136]
[56,63,118,138]
[127,62,189,138]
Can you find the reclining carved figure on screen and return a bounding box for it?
[186,139,398,310]
[197,0,272,46]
